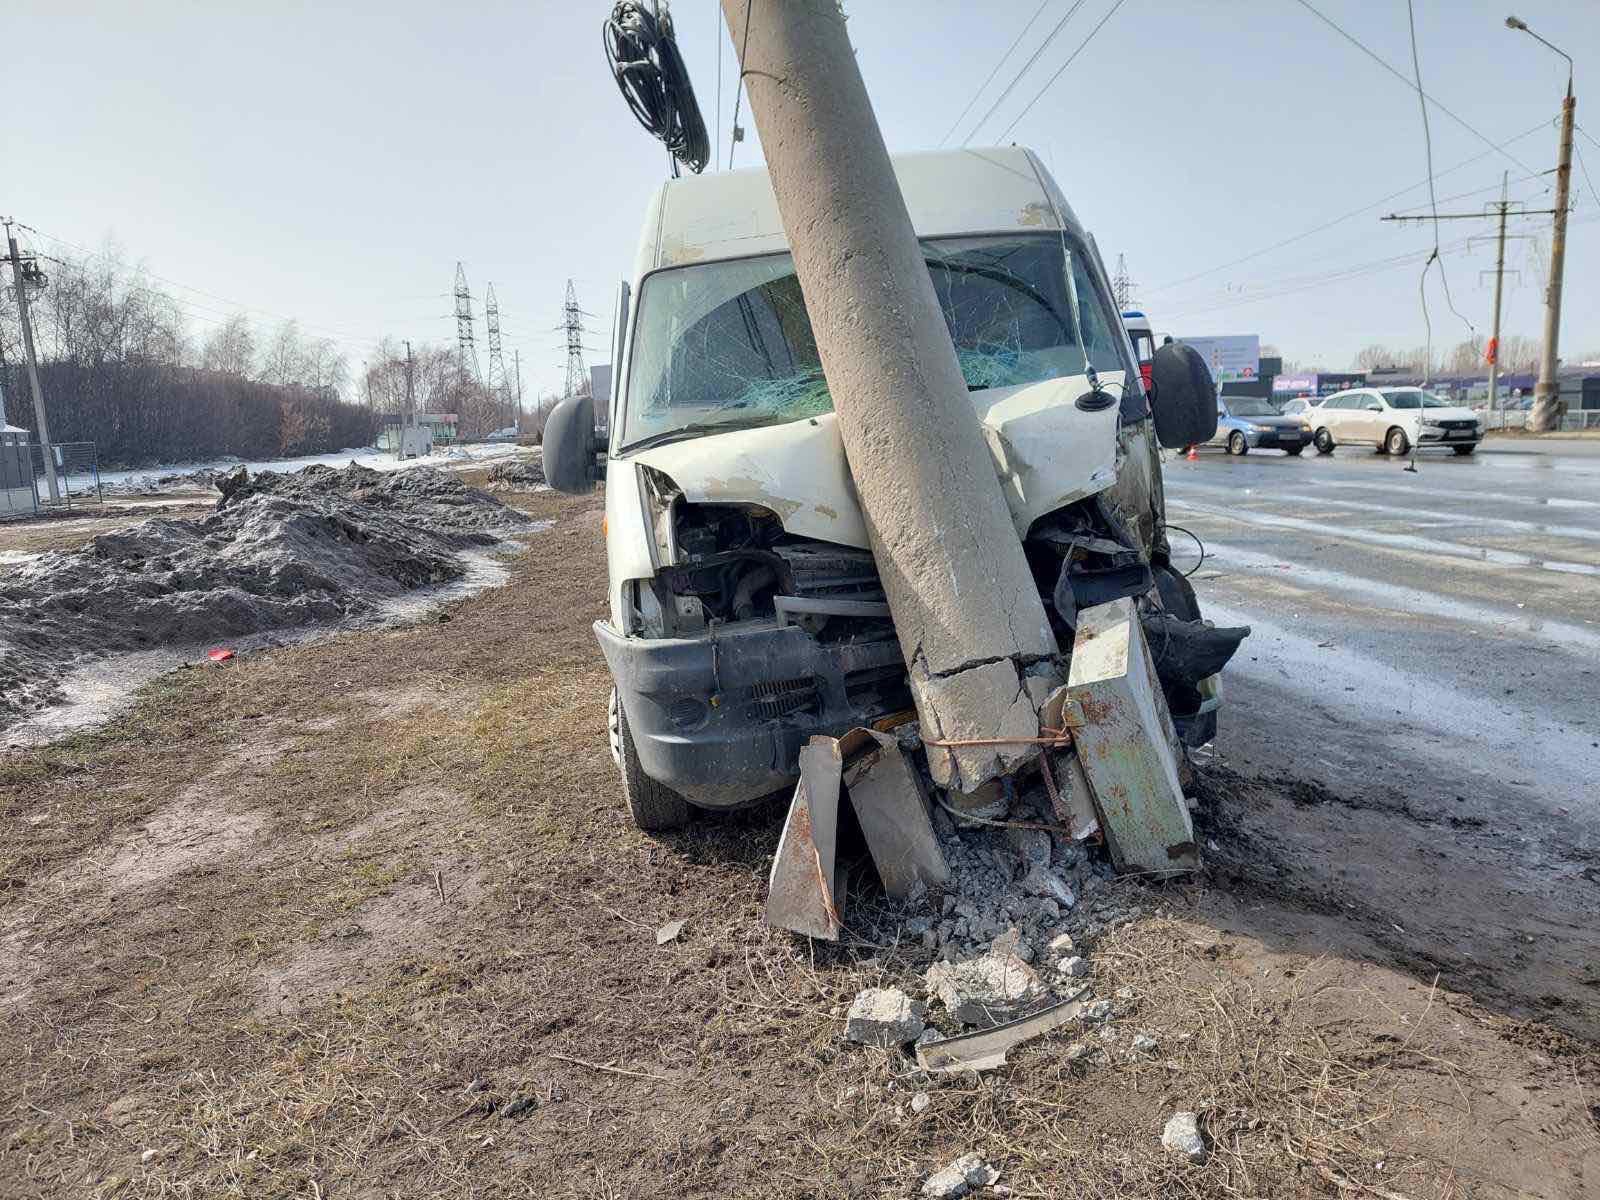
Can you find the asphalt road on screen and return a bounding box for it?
[1165,435,1600,1029]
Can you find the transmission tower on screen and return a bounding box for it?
[1111,254,1139,311]
[562,279,589,398]
[485,282,507,398]
[453,262,480,380]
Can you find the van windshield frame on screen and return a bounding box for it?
[616,233,1133,452]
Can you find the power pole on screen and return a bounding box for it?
[4,222,60,502]
[1486,173,1510,414]
[1112,253,1137,310]
[718,0,1060,794]
[513,348,523,431]
[562,280,589,399]
[399,339,415,461]
[453,262,479,381]
[485,282,507,428]
[1531,83,1575,432]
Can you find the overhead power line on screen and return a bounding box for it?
[1292,0,1536,177]
[997,0,1131,141]
[1148,118,1551,295]
[941,0,1056,146]
[961,0,1089,145]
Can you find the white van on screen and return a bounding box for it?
[545,147,1221,829]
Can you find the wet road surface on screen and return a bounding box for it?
[1166,435,1600,1033]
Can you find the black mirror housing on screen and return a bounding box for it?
[1148,343,1219,449]
[543,394,601,494]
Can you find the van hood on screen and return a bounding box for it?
[625,371,1126,550]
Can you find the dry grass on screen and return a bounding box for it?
[1,486,1595,1199]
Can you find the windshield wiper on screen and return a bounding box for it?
[620,416,779,453]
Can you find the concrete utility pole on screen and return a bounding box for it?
[719,0,1060,793]
[1531,83,1575,431]
[399,339,415,461]
[1487,173,1510,414]
[5,226,60,502]
[1506,15,1575,432]
[514,349,523,431]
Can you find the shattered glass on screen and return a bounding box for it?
[620,235,1129,448]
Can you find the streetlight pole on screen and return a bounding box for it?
[1506,15,1575,432]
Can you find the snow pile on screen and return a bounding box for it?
[0,464,532,726]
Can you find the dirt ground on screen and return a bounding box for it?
[2,484,1597,1199]
[0,497,215,556]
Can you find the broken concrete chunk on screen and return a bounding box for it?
[1020,865,1076,909]
[1045,932,1075,957]
[910,1091,931,1114]
[1064,599,1197,873]
[838,728,951,899]
[1082,999,1114,1022]
[1057,956,1090,979]
[765,738,845,940]
[1130,1032,1158,1055]
[1004,826,1051,872]
[655,919,685,945]
[1161,1111,1207,1163]
[845,987,926,1048]
[921,1153,999,1199]
[989,927,1034,964]
[925,953,1043,1026]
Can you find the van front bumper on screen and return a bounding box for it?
[594,619,908,810]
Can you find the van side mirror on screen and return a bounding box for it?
[543,394,602,494]
[1148,343,1219,449]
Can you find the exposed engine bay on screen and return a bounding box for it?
[625,474,1245,745]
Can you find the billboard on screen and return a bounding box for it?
[1177,335,1260,383]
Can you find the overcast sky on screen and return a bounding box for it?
[6,1,1597,397]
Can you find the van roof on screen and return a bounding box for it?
[635,146,1086,277]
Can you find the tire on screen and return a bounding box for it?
[1314,428,1336,455]
[612,687,693,832]
[1452,444,1476,456]
[1227,431,1249,456]
[1284,444,1305,456]
[1386,426,1410,456]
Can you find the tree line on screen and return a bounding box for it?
[0,242,559,467]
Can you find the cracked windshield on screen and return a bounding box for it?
[620,234,1127,448]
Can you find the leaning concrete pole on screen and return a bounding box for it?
[720,0,1060,792]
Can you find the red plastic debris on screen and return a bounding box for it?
[207,648,236,664]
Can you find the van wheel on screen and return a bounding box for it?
[1452,444,1476,456]
[612,688,693,832]
[1227,431,1248,456]
[1386,427,1410,456]
[1313,428,1336,455]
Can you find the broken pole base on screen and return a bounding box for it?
[765,738,845,940]
[1064,597,1198,873]
[839,728,950,901]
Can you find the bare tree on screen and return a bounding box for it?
[201,314,256,377]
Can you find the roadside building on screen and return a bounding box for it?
[1,424,37,519]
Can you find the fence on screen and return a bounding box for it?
[1477,408,1600,432]
[29,441,103,509]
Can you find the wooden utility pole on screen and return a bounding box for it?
[718,0,1060,793]
[4,223,60,502]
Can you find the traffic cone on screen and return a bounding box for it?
[1185,445,1198,462]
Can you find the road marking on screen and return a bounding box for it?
[1194,540,1600,653]
[1169,498,1600,577]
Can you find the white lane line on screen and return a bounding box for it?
[1314,478,1600,511]
[1169,483,1600,542]
[1195,540,1600,653]
[1169,498,1600,577]
[1207,600,1600,818]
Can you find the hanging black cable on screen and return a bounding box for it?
[603,2,710,176]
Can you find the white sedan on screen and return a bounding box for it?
[1309,387,1483,456]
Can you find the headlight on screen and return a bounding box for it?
[1247,423,1270,432]
[1422,418,1443,427]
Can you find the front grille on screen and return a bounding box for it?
[748,676,819,719]
[1440,419,1476,430]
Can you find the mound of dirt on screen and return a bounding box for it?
[0,464,532,726]
[485,456,545,491]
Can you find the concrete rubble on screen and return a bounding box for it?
[925,951,1043,1026]
[1162,1111,1208,1163]
[920,1153,1000,1199]
[845,987,925,1048]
